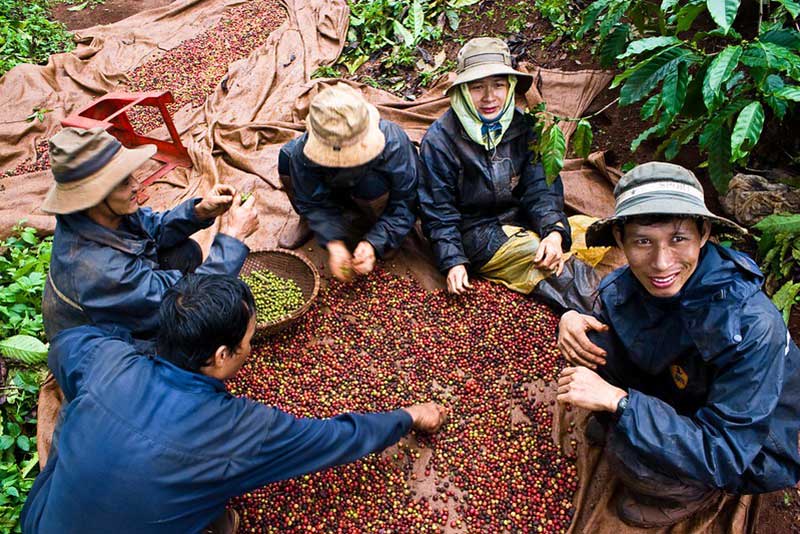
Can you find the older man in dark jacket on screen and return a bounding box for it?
[279,84,418,282]
[556,162,800,528]
[40,127,259,344]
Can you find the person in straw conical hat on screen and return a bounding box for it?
[279,83,420,282]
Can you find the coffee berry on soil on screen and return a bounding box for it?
[228,269,578,533]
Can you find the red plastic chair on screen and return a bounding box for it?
[61,91,192,203]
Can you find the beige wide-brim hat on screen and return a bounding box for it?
[41,127,156,215]
[586,162,746,247]
[303,83,386,168]
[445,37,533,95]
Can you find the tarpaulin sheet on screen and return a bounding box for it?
[0,0,758,531]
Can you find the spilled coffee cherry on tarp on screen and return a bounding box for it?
[228,269,578,533]
[241,269,304,324]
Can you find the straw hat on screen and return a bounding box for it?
[303,84,385,168]
[446,37,533,95]
[586,162,746,247]
[41,127,156,215]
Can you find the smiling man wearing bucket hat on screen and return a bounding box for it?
[278,83,419,281]
[554,162,800,527]
[417,37,602,312]
[41,127,259,343]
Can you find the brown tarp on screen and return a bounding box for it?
[0,0,757,531]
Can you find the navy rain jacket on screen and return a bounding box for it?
[22,326,413,533]
[278,119,419,258]
[42,198,249,340]
[418,109,571,273]
[597,243,800,493]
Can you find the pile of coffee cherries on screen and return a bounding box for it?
[228,269,577,533]
[241,269,305,324]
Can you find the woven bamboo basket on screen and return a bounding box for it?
[240,249,320,338]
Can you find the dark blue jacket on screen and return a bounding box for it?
[21,326,413,533]
[42,199,249,341]
[597,243,800,493]
[418,109,571,273]
[278,119,419,258]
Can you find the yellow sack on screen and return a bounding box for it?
[478,215,610,294]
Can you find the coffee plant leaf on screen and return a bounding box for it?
[599,23,630,68]
[618,36,681,60]
[663,59,689,116]
[572,119,593,159]
[706,0,741,34]
[661,0,680,12]
[0,335,48,365]
[619,46,688,105]
[772,280,800,323]
[576,0,615,39]
[776,85,800,100]
[730,100,764,161]
[641,93,661,120]
[392,19,414,47]
[541,123,566,185]
[676,2,706,33]
[598,0,633,39]
[700,121,733,193]
[754,213,800,236]
[775,0,800,19]
[702,45,742,111]
[411,0,424,41]
[760,28,800,49]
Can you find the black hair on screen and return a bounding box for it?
[157,274,256,373]
[614,214,707,241]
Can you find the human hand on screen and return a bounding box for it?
[532,231,564,275]
[556,366,627,412]
[557,311,608,369]
[195,184,236,220]
[446,264,472,295]
[327,241,354,281]
[352,241,376,275]
[403,402,448,433]
[221,193,259,241]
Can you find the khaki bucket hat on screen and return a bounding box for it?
[586,162,746,247]
[446,37,533,95]
[303,84,385,168]
[41,127,156,215]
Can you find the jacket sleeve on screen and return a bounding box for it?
[230,406,413,492]
[418,130,468,273]
[518,130,571,251]
[136,199,214,250]
[79,234,248,334]
[363,127,419,258]
[614,304,789,491]
[289,160,350,250]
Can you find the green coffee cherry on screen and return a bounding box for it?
[241,269,304,324]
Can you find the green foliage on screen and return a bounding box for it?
[0,225,52,341]
[528,104,567,185]
[0,368,44,533]
[339,0,477,74]
[578,0,800,193]
[754,213,800,321]
[0,0,75,76]
[0,225,50,531]
[311,65,340,79]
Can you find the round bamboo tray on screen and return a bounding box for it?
[240,249,320,338]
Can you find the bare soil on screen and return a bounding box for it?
[46,1,799,532]
[50,0,175,31]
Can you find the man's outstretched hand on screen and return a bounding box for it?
[558,310,609,369]
[403,402,448,433]
[556,366,627,413]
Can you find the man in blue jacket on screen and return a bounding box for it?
[556,162,800,528]
[22,274,447,533]
[40,127,259,343]
[278,84,419,281]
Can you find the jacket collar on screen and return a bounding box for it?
[600,243,764,368]
[151,355,228,394]
[57,212,150,256]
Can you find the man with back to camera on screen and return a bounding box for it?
[22,274,447,533]
[555,162,800,528]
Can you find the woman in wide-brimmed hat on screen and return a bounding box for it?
[417,37,603,310]
[278,83,420,282]
[41,126,259,343]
